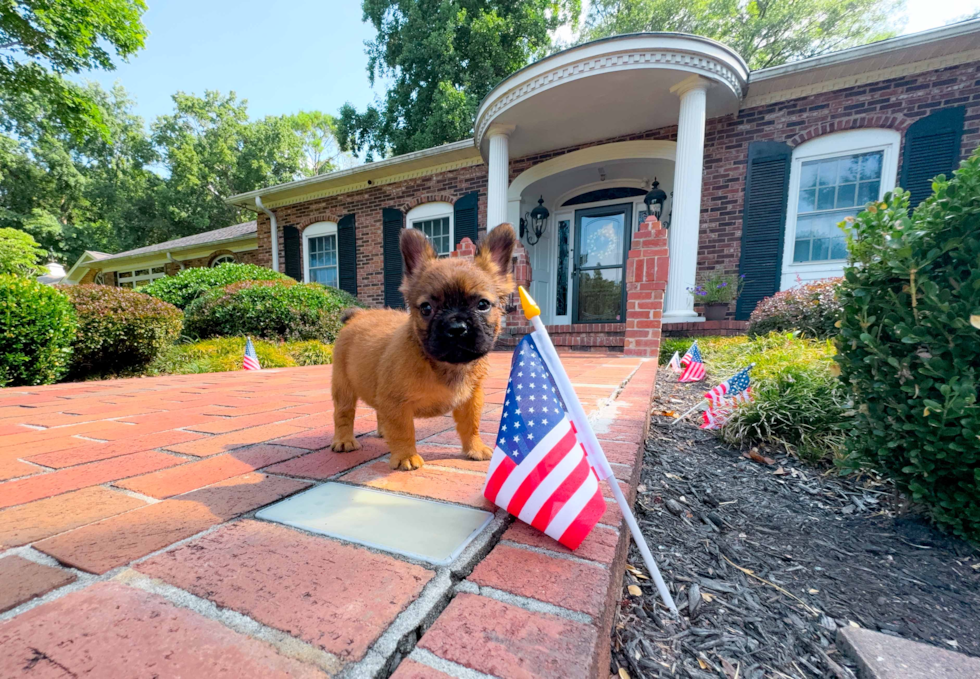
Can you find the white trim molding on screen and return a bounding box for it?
[780,128,900,290]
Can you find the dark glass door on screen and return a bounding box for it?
[572,203,631,324]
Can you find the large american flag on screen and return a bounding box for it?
[243,337,261,371]
[678,341,705,382]
[483,336,606,550]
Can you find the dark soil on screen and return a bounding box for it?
[611,370,980,679]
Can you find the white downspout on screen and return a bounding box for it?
[255,196,279,272]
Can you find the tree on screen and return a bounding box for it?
[337,0,581,158]
[0,227,46,276]
[0,0,148,141]
[289,111,356,177]
[583,0,903,70]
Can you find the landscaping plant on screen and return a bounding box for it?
[148,337,333,375]
[748,278,842,339]
[0,274,76,386]
[837,149,980,542]
[688,272,744,304]
[184,279,363,343]
[142,263,291,309]
[0,228,47,278]
[59,285,182,377]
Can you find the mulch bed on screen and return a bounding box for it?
[611,369,980,679]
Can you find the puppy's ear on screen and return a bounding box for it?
[476,223,517,278]
[401,227,437,278]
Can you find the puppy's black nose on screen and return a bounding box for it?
[446,320,469,337]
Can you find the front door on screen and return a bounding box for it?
[572,203,631,324]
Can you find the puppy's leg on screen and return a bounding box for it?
[330,367,361,452]
[380,405,424,471]
[454,386,493,461]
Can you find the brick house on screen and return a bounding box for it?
[62,221,261,287]
[214,21,976,356]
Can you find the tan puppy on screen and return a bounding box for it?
[330,224,517,470]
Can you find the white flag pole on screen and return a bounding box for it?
[518,287,679,617]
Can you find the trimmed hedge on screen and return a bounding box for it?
[184,279,362,343]
[59,285,183,377]
[748,278,843,339]
[837,148,980,542]
[142,263,290,309]
[0,275,76,386]
[149,337,333,375]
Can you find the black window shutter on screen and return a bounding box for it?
[735,141,792,321]
[454,191,479,247]
[337,214,357,296]
[283,225,302,281]
[900,106,965,211]
[382,207,405,308]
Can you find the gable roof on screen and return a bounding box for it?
[98,221,257,262]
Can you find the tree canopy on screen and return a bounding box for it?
[337,0,581,159]
[0,227,46,276]
[583,0,903,70]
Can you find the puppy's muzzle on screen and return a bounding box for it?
[446,319,470,338]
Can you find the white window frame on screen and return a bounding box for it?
[406,202,454,257]
[211,254,236,267]
[116,265,166,288]
[781,129,900,290]
[302,221,339,286]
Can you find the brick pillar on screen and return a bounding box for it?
[450,237,477,261]
[502,243,532,338]
[624,216,669,357]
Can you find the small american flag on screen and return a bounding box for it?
[483,336,606,550]
[702,366,754,430]
[678,341,705,382]
[243,337,261,371]
[667,351,683,374]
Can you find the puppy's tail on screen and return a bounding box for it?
[340,308,363,325]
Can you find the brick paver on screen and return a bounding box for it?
[0,356,654,678]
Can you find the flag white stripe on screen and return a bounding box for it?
[482,447,508,494]
[517,442,585,524]
[544,471,599,542]
[493,417,571,508]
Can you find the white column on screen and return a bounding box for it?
[663,77,711,323]
[486,125,514,230]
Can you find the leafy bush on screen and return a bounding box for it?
[0,274,76,386]
[837,149,980,542]
[142,263,290,309]
[0,228,46,277]
[59,285,183,376]
[184,279,362,342]
[689,272,745,304]
[148,337,333,375]
[748,278,843,339]
[705,333,847,463]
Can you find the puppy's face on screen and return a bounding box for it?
[400,224,517,365]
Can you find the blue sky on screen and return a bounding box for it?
[78,0,980,127]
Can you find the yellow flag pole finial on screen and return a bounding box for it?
[518,286,540,320]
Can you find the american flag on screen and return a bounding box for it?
[701,366,754,430]
[243,337,261,371]
[678,341,705,382]
[483,336,606,550]
[667,351,683,374]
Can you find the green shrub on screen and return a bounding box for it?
[0,274,76,385]
[184,279,362,342]
[748,278,843,339]
[705,333,847,463]
[837,149,980,542]
[59,285,183,377]
[142,263,290,309]
[148,337,333,375]
[0,228,46,277]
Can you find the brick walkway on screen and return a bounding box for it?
[0,353,657,678]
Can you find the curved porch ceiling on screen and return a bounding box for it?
[475,33,749,161]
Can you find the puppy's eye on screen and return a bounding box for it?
[419,302,433,317]
[476,299,492,312]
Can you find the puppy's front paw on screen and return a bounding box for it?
[464,443,493,461]
[390,454,425,471]
[331,437,362,453]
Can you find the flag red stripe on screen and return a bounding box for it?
[483,454,516,504]
[557,487,607,550]
[506,428,577,517]
[529,454,592,532]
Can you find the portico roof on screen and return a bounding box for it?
[474,33,750,161]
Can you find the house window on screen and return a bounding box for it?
[781,129,899,289]
[115,266,166,288]
[302,222,339,287]
[406,202,454,257]
[93,271,105,285]
[211,254,236,267]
